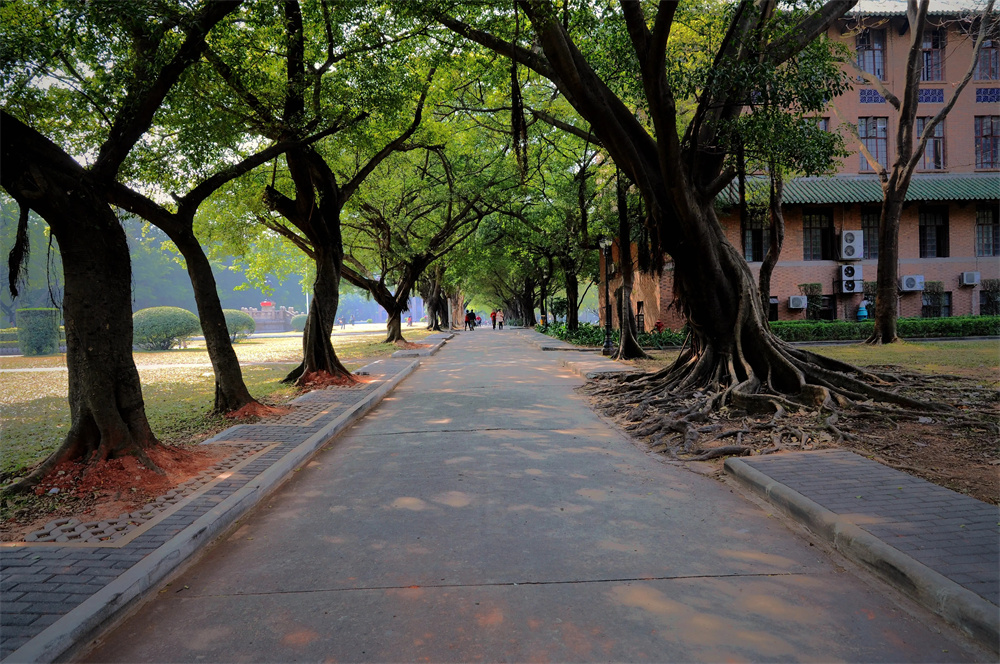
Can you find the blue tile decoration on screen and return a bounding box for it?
[976,88,1000,103]
[860,88,886,104]
[918,88,944,104]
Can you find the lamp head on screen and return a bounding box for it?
[598,238,611,249]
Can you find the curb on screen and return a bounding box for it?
[5,359,421,664]
[390,333,452,358]
[724,457,1000,654]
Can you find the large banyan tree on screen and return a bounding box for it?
[435,0,962,455]
[1,1,241,489]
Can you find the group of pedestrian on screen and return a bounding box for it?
[464,309,504,330]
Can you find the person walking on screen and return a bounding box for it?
[497,310,504,330]
[490,310,497,330]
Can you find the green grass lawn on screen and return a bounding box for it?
[628,339,999,383]
[0,329,434,480]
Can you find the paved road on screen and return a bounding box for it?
[82,329,982,662]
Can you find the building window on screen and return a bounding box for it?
[803,209,834,261]
[916,117,945,169]
[981,290,1000,316]
[861,208,880,259]
[976,39,998,80]
[816,117,830,131]
[918,207,949,258]
[768,296,778,322]
[856,29,886,80]
[920,29,945,81]
[922,291,951,318]
[858,117,888,170]
[976,205,1000,256]
[742,207,770,262]
[975,116,1000,168]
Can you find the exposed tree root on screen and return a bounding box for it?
[584,336,997,463]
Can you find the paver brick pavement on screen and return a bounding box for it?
[0,348,435,662]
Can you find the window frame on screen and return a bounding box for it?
[915,117,945,170]
[920,28,946,81]
[742,206,771,263]
[802,208,835,261]
[856,28,886,80]
[975,205,1000,257]
[975,115,1000,169]
[861,207,880,259]
[918,206,950,258]
[921,292,951,318]
[858,116,889,171]
[976,39,999,80]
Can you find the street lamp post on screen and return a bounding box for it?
[599,238,613,356]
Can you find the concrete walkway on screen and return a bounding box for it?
[78,329,985,662]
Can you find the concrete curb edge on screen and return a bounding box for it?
[6,359,422,664]
[724,457,999,654]
[390,334,450,358]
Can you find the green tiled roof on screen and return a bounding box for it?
[719,174,1000,206]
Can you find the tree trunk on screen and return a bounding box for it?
[171,231,258,413]
[284,247,352,384]
[868,190,903,344]
[564,270,580,331]
[612,175,648,361]
[2,114,162,491]
[758,173,786,315]
[385,309,404,343]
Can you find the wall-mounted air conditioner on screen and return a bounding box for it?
[788,295,809,309]
[959,271,981,286]
[838,279,863,294]
[840,230,864,260]
[899,275,925,291]
[839,264,863,281]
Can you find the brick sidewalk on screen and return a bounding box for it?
[0,354,425,660]
[736,450,999,606]
[729,449,999,651]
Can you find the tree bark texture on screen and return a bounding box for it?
[563,266,580,331]
[171,231,257,412]
[758,174,786,315]
[869,192,903,344]
[285,246,351,384]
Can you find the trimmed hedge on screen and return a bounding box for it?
[133,307,201,350]
[537,322,685,348]
[769,316,1000,342]
[290,314,307,332]
[539,316,1000,347]
[16,308,60,355]
[223,309,255,342]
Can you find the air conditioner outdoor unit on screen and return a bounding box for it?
[839,264,863,281]
[838,279,863,294]
[788,295,809,309]
[959,271,981,286]
[899,275,925,291]
[840,230,864,260]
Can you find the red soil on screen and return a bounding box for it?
[298,370,360,388]
[395,341,430,350]
[225,401,293,420]
[33,444,230,503]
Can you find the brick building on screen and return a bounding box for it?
[604,0,999,331]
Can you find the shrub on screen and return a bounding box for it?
[223,309,255,342]
[132,307,200,350]
[290,313,308,332]
[365,318,373,323]
[16,308,60,355]
[540,316,999,347]
[768,316,1000,343]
